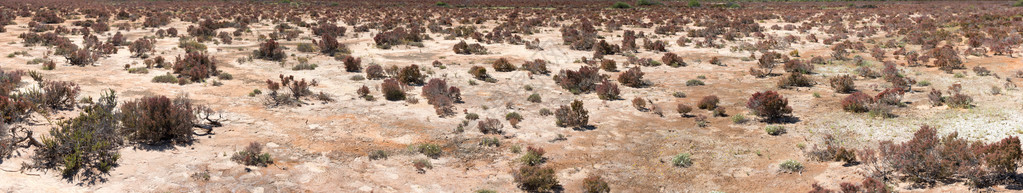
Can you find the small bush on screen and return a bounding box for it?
[595,80,620,100]
[513,165,560,192]
[412,143,442,159]
[765,125,785,135]
[554,66,602,94]
[671,153,692,167]
[521,146,546,166]
[129,37,155,58]
[600,59,617,72]
[32,95,120,180]
[555,100,588,128]
[381,78,405,101]
[842,92,873,113]
[829,75,855,93]
[582,175,611,193]
[478,118,503,134]
[254,39,286,61]
[365,64,385,80]
[661,53,686,67]
[779,160,803,173]
[342,56,362,72]
[730,114,747,124]
[946,84,972,109]
[412,158,432,173]
[521,59,550,75]
[41,81,80,110]
[746,91,792,121]
[611,2,632,9]
[232,142,273,167]
[632,97,647,111]
[368,150,389,160]
[527,93,542,103]
[296,43,317,52]
[777,72,814,88]
[685,79,704,86]
[676,103,692,117]
[783,59,814,74]
[152,73,178,83]
[173,52,218,82]
[697,95,719,110]
[617,67,645,88]
[120,95,195,144]
[397,65,424,85]
[492,58,516,72]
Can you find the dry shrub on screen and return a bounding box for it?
[381,78,406,101]
[342,55,361,72]
[120,95,195,145]
[554,66,602,94]
[42,81,80,110]
[521,59,549,75]
[173,52,218,82]
[232,142,273,167]
[746,91,792,121]
[841,92,872,113]
[365,64,385,79]
[422,78,460,116]
[492,58,516,72]
[513,165,559,192]
[595,80,620,100]
[617,67,645,88]
[478,118,503,134]
[397,65,424,85]
[254,39,286,61]
[555,100,588,128]
[697,95,719,110]
[829,75,855,93]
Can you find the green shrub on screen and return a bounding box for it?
[671,153,692,167]
[688,0,700,7]
[527,93,542,103]
[32,92,120,180]
[412,143,442,159]
[152,73,178,83]
[369,150,388,160]
[521,146,546,166]
[232,142,273,167]
[611,2,632,9]
[779,160,803,173]
[730,114,747,124]
[765,125,785,135]
[292,63,318,71]
[686,79,704,86]
[513,165,559,192]
[465,113,479,120]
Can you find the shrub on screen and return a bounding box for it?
[381,78,405,101]
[617,67,644,88]
[254,39,286,61]
[632,97,647,111]
[453,40,487,55]
[296,43,317,52]
[842,92,873,113]
[521,146,546,166]
[178,39,207,53]
[685,79,704,86]
[412,143,442,158]
[555,100,588,128]
[492,58,515,72]
[368,150,388,160]
[829,75,855,93]
[65,49,98,66]
[521,59,549,75]
[365,64,385,80]
[757,52,782,75]
[513,165,559,192]
[595,80,620,100]
[232,142,273,167]
[554,66,602,94]
[468,66,489,80]
[478,118,503,134]
[874,88,904,106]
[712,107,726,117]
[672,153,692,167]
[928,88,943,106]
[423,79,459,116]
[697,95,719,110]
[600,59,617,72]
[746,91,792,121]
[315,34,348,56]
[932,45,963,73]
[765,125,785,135]
[152,73,178,83]
[783,59,813,74]
[342,56,361,72]
[412,158,433,173]
[779,160,803,173]
[397,65,424,85]
[32,93,120,180]
[173,52,218,82]
[129,37,155,57]
[676,103,692,117]
[42,81,80,110]
[291,63,318,71]
[611,2,632,9]
[977,136,1023,174]
[874,125,973,184]
[730,114,748,124]
[120,95,195,145]
[582,175,611,193]
[777,72,814,88]
[661,53,685,67]
[946,84,972,109]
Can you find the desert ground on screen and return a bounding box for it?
[1,0,1023,192]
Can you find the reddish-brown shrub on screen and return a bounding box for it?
[697,95,719,110]
[555,100,588,128]
[842,92,873,113]
[42,81,80,110]
[874,88,904,106]
[829,75,855,93]
[453,40,487,55]
[617,67,644,88]
[381,78,405,101]
[661,53,686,67]
[342,55,361,72]
[928,88,943,106]
[976,136,1023,174]
[582,175,611,193]
[315,34,348,56]
[632,97,647,111]
[422,78,459,116]
[677,103,693,117]
[397,65,424,85]
[173,52,218,82]
[65,49,98,66]
[757,52,782,74]
[129,37,155,57]
[554,66,602,94]
[777,72,814,89]
[595,80,620,100]
[478,118,503,134]
[783,59,813,74]
[120,95,195,144]
[254,39,286,61]
[600,59,617,72]
[493,58,515,72]
[746,91,792,120]
[521,59,549,75]
[468,66,489,80]
[931,45,963,73]
[365,64,385,80]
